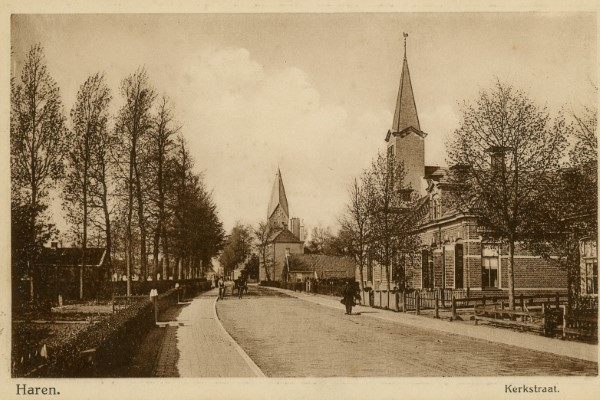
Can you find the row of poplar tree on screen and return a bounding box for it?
[11,44,225,300]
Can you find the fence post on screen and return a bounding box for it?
[416,292,420,315]
[519,294,524,310]
[451,294,457,320]
[434,291,439,319]
[542,302,547,335]
[401,291,406,312]
[482,295,486,306]
[395,290,400,312]
[562,305,567,340]
[150,289,159,324]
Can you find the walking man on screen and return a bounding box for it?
[342,281,360,315]
[218,276,225,299]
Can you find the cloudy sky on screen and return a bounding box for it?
[11,13,597,234]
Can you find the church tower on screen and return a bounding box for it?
[385,33,427,195]
[267,168,290,230]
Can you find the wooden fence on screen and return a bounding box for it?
[473,301,562,335]
[361,288,595,341]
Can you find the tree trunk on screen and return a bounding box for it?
[29,185,37,301]
[162,227,169,279]
[508,238,516,309]
[126,150,134,297]
[102,177,113,297]
[80,138,88,300]
[135,186,147,280]
[153,229,160,279]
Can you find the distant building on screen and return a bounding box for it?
[287,254,357,282]
[34,245,107,300]
[259,168,304,281]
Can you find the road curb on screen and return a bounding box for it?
[213,297,267,377]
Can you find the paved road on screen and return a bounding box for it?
[216,286,597,377]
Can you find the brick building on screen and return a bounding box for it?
[287,254,357,282]
[361,37,595,295]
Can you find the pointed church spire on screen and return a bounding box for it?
[392,33,420,133]
[267,168,289,223]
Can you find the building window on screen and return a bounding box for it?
[585,261,598,295]
[455,244,464,289]
[482,256,499,288]
[580,240,598,296]
[481,245,500,289]
[421,249,434,289]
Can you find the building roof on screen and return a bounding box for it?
[392,44,420,134]
[424,165,441,177]
[35,247,107,267]
[287,254,357,279]
[268,227,302,243]
[267,168,289,220]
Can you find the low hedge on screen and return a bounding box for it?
[16,280,211,378]
[110,278,209,297]
[259,280,281,288]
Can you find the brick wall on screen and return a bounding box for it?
[465,257,482,289]
[500,257,566,289]
[410,215,566,291]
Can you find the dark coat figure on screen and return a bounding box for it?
[235,278,245,299]
[218,277,225,299]
[342,282,360,315]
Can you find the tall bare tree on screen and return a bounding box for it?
[526,103,597,305]
[148,96,179,279]
[10,43,67,300]
[447,81,566,308]
[88,101,117,292]
[340,176,371,290]
[64,73,111,299]
[115,68,156,294]
[254,221,272,281]
[366,152,416,292]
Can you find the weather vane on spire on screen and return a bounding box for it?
[403,32,408,53]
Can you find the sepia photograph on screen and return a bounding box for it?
[1,1,599,399]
